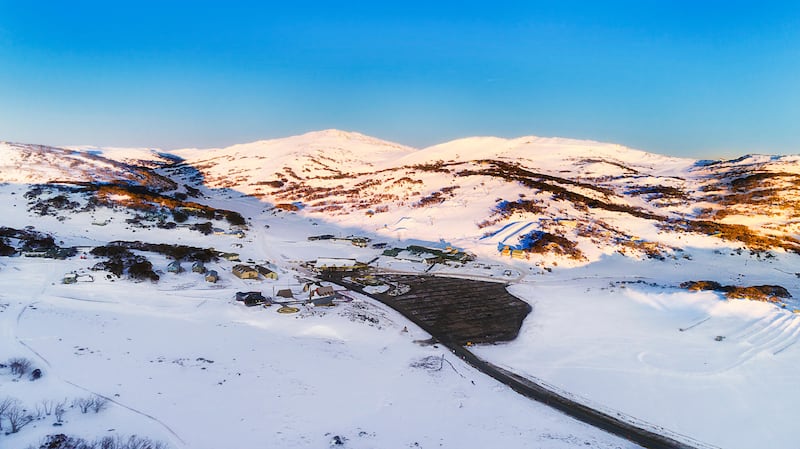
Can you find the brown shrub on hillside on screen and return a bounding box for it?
[414,186,460,208]
[680,280,723,291]
[627,185,687,200]
[457,160,661,221]
[275,203,300,211]
[680,280,791,302]
[730,172,800,191]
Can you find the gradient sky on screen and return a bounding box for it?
[0,1,798,157]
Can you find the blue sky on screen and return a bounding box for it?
[0,1,798,157]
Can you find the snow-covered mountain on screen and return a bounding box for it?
[0,141,176,190]
[157,130,800,268]
[3,130,800,449]
[10,129,800,271]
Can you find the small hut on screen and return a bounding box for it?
[192,261,206,274]
[276,289,294,299]
[167,261,183,273]
[205,270,219,283]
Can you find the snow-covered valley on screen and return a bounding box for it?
[2,131,800,449]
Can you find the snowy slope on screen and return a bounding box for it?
[163,130,800,272]
[3,130,800,448]
[0,142,175,190]
[0,182,637,449]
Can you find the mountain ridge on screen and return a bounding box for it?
[5,130,800,269]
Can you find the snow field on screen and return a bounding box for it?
[0,255,638,449]
[475,272,800,449]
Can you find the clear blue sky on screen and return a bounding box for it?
[1,1,798,157]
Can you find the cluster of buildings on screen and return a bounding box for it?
[307,234,371,248]
[160,258,279,284]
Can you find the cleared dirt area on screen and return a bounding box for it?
[330,274,532,345]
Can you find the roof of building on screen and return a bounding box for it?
[315,286,336,297]
[232,264,257,272]
[314,258,358,268]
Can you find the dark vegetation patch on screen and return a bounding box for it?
[0,226,76,258]
[730,172,800,191]
[478,199,546,228]
[190,222,214,235]
[282,166,302,180]
[274,184,361,203]
[578,158,640,174]
[94,241,218,262]
[460,160,615,195]
[517,231,584,260]
[0,240,15,256]
[457,160,661,221]
[160,161,205,185]
[127,258,158,281]
[405,160,456,174]
[28,194,80,216]
[707,189,782,207]
[619,239,669,260]
[393,176,424,185]
[662,219,800,254]
[495,199,546,216]
[43,182,246,227]
[90,246,157,281]
[696,170,800,214]
[252,180,285,188]
[90,241,218,281]
[32,433,168,449]
[680,280,792,303]
[24,185,95,218]
[414,186,460,208]
[303,156,353,179]
[353,178,383,189]
[183,184,202,197]
[94,184,245,225]
[274,203,301,212]
[626,185,687,200]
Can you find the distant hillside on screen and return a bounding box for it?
[162,131,800,266]
[11,130,800,267]
[0,142,176,190]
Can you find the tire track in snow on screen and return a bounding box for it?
[14,299,187,447]
[61,379,186,446]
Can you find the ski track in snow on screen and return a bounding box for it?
[7,289,188,447]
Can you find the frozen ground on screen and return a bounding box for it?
[474,254,800,449]
[0,255,637,449]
